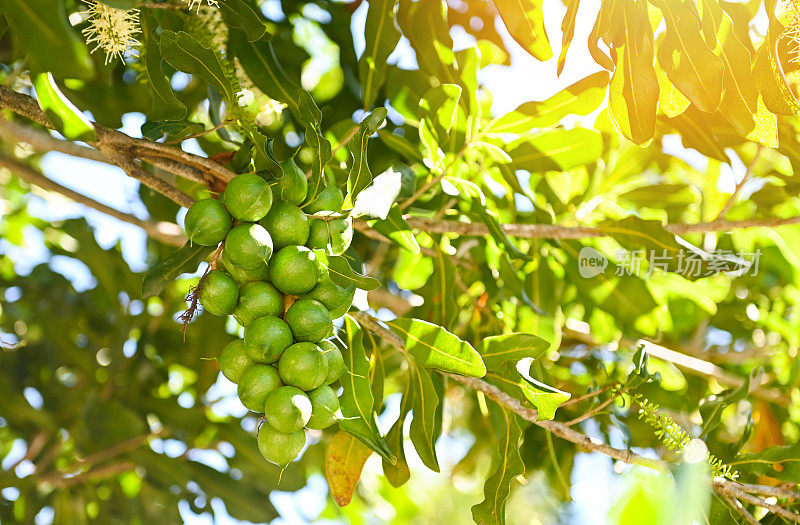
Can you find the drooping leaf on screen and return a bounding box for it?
[700,0,778,146]
[471,406,526,525]
[382,377,412,487]
[408,363,441,472]
[652,0,724,113]
[753,0,800,116]
[229,29,301,116]
[492,0,552,61]
[372,205,420,254]
[141,242,213,298]
[478,333,549,371]
[700,371,752,438]
[298,91,332,200]
[217,0,269,42]
[508,128,604,172]
[489,72,609,134]
[608,0,659,144]
[359,0,401,108]
[378,130,423,161]
[732,442,800,483]
[1,0,94,79]
[386,317,486,377]
[416,242,458,329]
[160,31,235,102]
[141,26,187,122]
[345,107,388,207]
[33,73,96,142]
[324,430,374,506]
[557,0,580,76]
[340,317,395,462]
[326,254,381,291]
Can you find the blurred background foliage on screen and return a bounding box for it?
[1,0,800,523]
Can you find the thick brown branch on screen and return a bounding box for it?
[0,85,236,184]
[403,215,800,240]
[0,154,186,246]
[0,116,107,162]
[714,480,800,523]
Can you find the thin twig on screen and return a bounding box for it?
[720,493,760,525]
[563,396,618,426]
[715,480,800,523]
[737,483,800,500]
[716,147,764,221]
[0,154,186,246]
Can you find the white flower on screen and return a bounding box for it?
[81,1,140,64]
[255,99,286,127]
[236,89,255,107]
[185,0,219,12]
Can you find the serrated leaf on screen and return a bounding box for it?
[508,128,603,172]
[229,29,301,116]
[345,107,387,207]
[340,317,395,462]
[408,363,441,472]
[160,30,235,102]
[372,205,419,254]
[218,0,269,42]
[359,0,401,108]
[478,333,549,371]
[324,430,374,507]
[382,377,412,487]
[386,318,486,377]
[326,254,381,291]
[471,406,526,525]
[489,72,609,134]
[141,27,187,121]
[652,0,724,113]
[141,120,205,142]
[493,0,552,61]
[297,91,332,200]
[1,0,94,79]
[141,242,213,298]
[33,73,96,142]
[608,0,659,145]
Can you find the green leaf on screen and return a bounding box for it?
[417,243,458,329]
[386,318,486,377]
[753,0,800,116]
[141,120,205,142]
[471,406,526,525]
[408,364,441,472]
[478,333,549,371]
[296,90,332,199]
[598,216,744,280]
[372,206,420,254]
[244,128,282,176]
[378,130,423,161]
[340,317,395,462]
[345,107,387,207]
[508,128,603,172]
[33,73,96,142]
[326,254,381,291]
[218,0,269,42]
[701,0,777,146]
[229,29,301,116]
[359,0,401,108]
[382,377,412,487]
[419,84,462,134]
[608,0,659,145]
[489,72,609,134]
[652,0,723,113]
[0,0,94,79]
[493,0,552,61]
[96,0,137,7]
[160,30,235,102]
[141,242,213,298]
[732,442,800,483]
[699,371,752,438]
[141,25,187,121]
